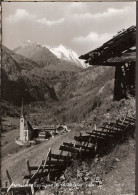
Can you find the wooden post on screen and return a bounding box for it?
[28,160,44,184]
[55,150,63,181]
[47,148,52,181]
[26,159,31,176]
[114,65,126,101]
[6,170,12,185]
[54,115,56,136]
[5,183,14,195]
[5,182,8,187]
[31,184,35,195]
[42,148,51,172]
[94,124,97,131]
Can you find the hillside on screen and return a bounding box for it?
[1,44,116,124]
[30,65,115,125]
[1,45,59,106]
[1,97,135,195]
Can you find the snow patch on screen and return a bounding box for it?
[45,44,88,68]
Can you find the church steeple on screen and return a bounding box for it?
[20,98,25,141]
[21,98,24,117]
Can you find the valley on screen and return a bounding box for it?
[1,34,135,195]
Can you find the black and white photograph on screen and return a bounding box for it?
[1,1,136,194]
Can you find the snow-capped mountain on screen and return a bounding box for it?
[45,44,88,68]
[14,41,88,69]
[14,41,82,72]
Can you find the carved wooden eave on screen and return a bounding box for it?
[85,52,136,66]
[79,26,136,66]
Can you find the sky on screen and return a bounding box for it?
[2,2,136,55]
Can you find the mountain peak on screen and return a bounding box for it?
[21,40,41,48]
[26,40,32,43]
[21,40,33,47]
[46,44,88,68]
[58,44,65,49]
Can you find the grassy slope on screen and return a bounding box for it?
[46,138,135,195]
[1,98,135,191]
[93,139,135,195]
[1,130,77,185]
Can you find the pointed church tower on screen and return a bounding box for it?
[20,99,25,141]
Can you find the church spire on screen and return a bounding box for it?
[21,98,24,117]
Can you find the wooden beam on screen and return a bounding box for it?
[116,120,130,126]
[28,171,48,183]
[63,142,94,151]
[126,116,135,121]
[123,118,135,124]
[63,142,81,148]
[5,182,13,195]
[24,170,60,180]
[90,131,114,138]
[28,160,44,184]
[46,160,65,165]
[105,123,126,129]
[42,148,51,172]
[29,165,57,171]
[100,127,123,133]
[79,26,136,65]
[49,153,71,161]
[2,185,34,195]
[74,136,104,143]
[92,130,119,135]
[59,145,80,153]
[100,126,122,131]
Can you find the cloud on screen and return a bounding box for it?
[6,9,36,23]
[73,32,113,50]
[37,17,64,26]
[73,6,134,20]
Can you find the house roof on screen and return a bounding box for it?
[79,26,136,66]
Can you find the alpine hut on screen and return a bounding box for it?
[79,26,136,101]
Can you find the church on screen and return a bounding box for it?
[19,100,33,142]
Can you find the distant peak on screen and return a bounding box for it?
[22,40,41,46]
[58,44,65,49]
[26,40,32,43]
[23,40,33,45]
[21,40,33,47]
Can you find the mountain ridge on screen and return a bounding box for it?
[13,41,83,72]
